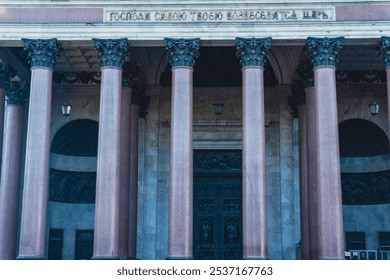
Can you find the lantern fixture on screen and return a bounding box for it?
[61,102,72,117]
[368,101,379,116]
[213,101,224,116]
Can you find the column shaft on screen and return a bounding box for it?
[387,69,390,133]
[168,67,193,259]
[314,67,344,259]
[0,64,15,172]
[0,104,24,259]
[379,37,390,134]
[242,67,267,259]
[118,86,132,259]
[128,103,139,259]
[298,104,310,259]
[93,68,123,259]
[0,88,5,168]
[305,86,318,259]
[18,68,53,258]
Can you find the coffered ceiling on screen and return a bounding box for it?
[0,43,386,84]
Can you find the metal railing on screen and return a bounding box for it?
[378,246,390,260]
[345,247,390,260]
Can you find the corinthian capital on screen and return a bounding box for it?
[379,36,390,68]
[298,63,314,88]
[235,37,271,67]
[164,38,200,68]
[22,38,59,69]
[6,81,29,105]
[93,38,128,69]
[0,63,16,89]
[307,37,344,68]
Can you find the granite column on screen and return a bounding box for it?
[236,37,271,259]
[0,64,15,173]
[302,75,318,260]
[0,82,28,259]
[118,84,132,259]
[291,79,311,260]
[307,37,344,260]
[128,89,141,259]
[379,36,390,134]
[92,38,128,259]
[18,38,58,259]
[165,38,200,259]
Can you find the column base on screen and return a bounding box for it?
[124,256,139,260]
[242,256,269,260]
[317,256,344,260]
[91,256,120,260]
[17,255,46,260]
[166,256,194,260]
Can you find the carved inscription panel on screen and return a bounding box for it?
[105,8,334,23]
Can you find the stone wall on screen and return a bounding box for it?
[135,85,301,259]
[43,81,390,259]
[338,83,390,250]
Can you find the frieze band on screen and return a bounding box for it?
[105,9,334,23]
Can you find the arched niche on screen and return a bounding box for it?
[49,119,98,204]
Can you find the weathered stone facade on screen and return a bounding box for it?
[0,1,390,260]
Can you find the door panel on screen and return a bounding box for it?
[194,175,242,259]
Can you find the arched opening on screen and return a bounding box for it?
[48,119,98,260]
[339,119,389,157]
[49,119,98,204]
[51,119,99,157]
[339,119,390,258]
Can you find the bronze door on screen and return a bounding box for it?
[193,150,242,260]
[193,177,242,259]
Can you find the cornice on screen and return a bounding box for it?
[3,1,390,6]
[0,22,389,48]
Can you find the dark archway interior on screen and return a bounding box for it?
[160,47,277,87]
[49,119,98,204]
[51,119,99,157]
[339,119,390,157]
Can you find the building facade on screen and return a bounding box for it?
[0,0,390,260]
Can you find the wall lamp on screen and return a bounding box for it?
[213,101,224,116]
[368,101,379,116]
[61,102,72,117]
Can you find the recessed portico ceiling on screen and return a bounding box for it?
[0,43,386,83]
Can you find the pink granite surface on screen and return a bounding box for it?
[0,8,103,23]
[336,5,390,21]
